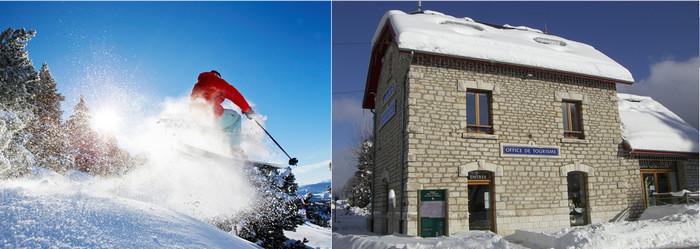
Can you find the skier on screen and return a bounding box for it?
[190,70,255,155]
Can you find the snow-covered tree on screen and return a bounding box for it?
[349,138,373,208]
[214,163,306,249]
[99,133,134,175]
[26,63,74,172]
[0,28,37,113]
[64,96,103,174]
[303,193,331,228]
[0,28,38,178]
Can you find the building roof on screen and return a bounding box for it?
[363,10,634,109]
[618,93,699,155]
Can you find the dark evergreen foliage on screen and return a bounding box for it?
[349,138,373,208]
[0,28,39,177]
[213,163,306,249]
[26,63,74,172]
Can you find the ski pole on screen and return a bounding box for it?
[253,119,298,166]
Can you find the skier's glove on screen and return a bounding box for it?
[244,109,256,120]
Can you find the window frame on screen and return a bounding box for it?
[562,101,584,139]
[466,90,493,134]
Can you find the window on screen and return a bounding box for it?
[562,101,583,139]
[467,91,492,134]
[567,172,588,226]
[641,160,679,208]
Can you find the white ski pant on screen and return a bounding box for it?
[216,109,242,147]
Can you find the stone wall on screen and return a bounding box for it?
[370,44,413,234]
[684,158,699,191]
[398,54,639,236]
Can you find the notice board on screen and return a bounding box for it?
[419,189,446,237]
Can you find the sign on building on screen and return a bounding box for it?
[419,189,447,237]
[500,143,561,158]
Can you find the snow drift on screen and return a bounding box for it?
[506,204,699,249]
[0,167,261,248]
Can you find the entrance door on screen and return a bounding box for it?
[567,172,588,226]
[468,171,494,231]
[642,171,679,208]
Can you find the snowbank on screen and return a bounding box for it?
[506,204,699,249]
[333,231,508,249]
[373,10,633,83]
[0,168,260,248]
[638,202,698,220]
[285,222,332,249]
[332,200,508,249]
[618,93,699,153]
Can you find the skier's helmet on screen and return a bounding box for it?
[210,70,221,78]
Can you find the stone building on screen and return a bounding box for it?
[618,93,699,211]
[361,10,698,237]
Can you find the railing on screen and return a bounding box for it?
[652,190,699,206]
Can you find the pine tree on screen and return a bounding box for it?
[0,28,37,114]
[214,163,306,249]
[64,96,102,174]
[26,63,74,172]
[349,138,373,208]
[0,28,38,178]
[99,133,133,175]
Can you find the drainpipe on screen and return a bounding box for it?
[398,50,414,234]
[370,108,376,232]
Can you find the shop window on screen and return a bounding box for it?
[468,171,494,232]
[641,160,679,208]
[567,172,588,226]
[467,91,493,134]
[562,101,584,139]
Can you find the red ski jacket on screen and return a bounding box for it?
[190,72,252,118]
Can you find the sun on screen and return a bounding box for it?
[91,108,122,134]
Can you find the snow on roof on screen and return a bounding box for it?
[618,93,699,154]
[372,10,634,84]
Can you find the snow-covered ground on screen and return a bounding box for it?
[332,200,699,249]
[507,204,699,249]
[285,222,332,249]
[0,166,332,248]
[0,168,261,248]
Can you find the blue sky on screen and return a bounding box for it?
[0,1,331,185]
[332,1,699,192]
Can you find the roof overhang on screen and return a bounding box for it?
[622,141,699,157]
[361,26,634,110]
[362,11,636,110]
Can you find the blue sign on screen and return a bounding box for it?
[502,145,559,156]
[379,100,395,128]
[383,82,395,105]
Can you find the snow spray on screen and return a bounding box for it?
[98,97,277,221]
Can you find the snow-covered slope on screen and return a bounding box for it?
[373,10,634,83]
[0,168,260,248]
[618,93,699,153]
[298,180,331,202]
[285,222,332,249]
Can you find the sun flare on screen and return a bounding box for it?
[91,108,121,134]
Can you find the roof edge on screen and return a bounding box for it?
[622,142,699,157]
[399,49,634,85]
